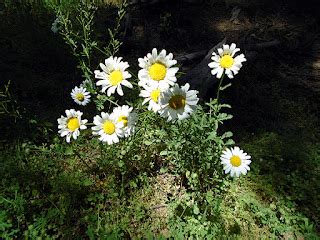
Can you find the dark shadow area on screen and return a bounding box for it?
[0,6,79,142]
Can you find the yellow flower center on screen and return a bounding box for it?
[117,115,128,127]
[149,63,167,81]
[220,55,234,69]
[67,117,80,131]
[150,89,161,103]
[109,70,123,86]
[169,95,186,110]
[230,155,241,167]
[103,120,116,135]
[76,93,85,101]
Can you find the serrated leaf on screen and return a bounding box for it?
[217,113,233,121]
[225,139,235,145]
[221,131,233,139]
[207,131,217,140]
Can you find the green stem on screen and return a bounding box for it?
[106,98,120,107]
[93,45,110,56]
[216,73,225,104]
[100,142,104,162]
[75,148,91,168]
[120,174,125,197]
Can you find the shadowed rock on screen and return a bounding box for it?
[178,39,226,98]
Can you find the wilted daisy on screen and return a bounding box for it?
[112,105,137,137]
[208,43,246,79]
[92,112,124,145]
[94,56,132,96]
[159,83,199,121]
[57,109,88,143]
[139,83,167,113]
[138,48,179,89]
[220,146,251,177]
[80,79,93,89]
[51,17,60,34]
[71,86,91,106]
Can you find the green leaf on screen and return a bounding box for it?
[64,146,74,155]
[83,178,93,186]
[159,167,167,173]
[118,160,124,168]
[86,226,95,240]
[160,150,168,156]
[144,140,153,146]
[217,113,233,121]
[219,83,232,91]
[129,180,137,188]
[225,139,235,145]
[222,131,233,139]
[206,191,214,204]
[207,131,217,140]
[219,103,232,108]
[193,205,200,215]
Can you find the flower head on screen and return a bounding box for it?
[57,109,88,143]
[139,83,167,113]
[112,105,137,137]
[208,43,246,79]
[71,86,91,106]
[92,112,124,145]
[94,56,132,96]
[158,83,199,121]
[220,146,251,177]
[138,48,179,89]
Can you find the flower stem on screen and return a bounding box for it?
[100,142,104,161]
[216,73,225,104]
[106,98,120,107]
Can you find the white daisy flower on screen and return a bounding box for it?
[138,48,179,89]
[94,56,133,96]
[112,105,138,137]
[158,83,199,121]
[139,83,167,113]
[92,112,124,145]
[208,43,246,79]
[57,109,88,143]
[220,146,251,177]
[71,86,91,106]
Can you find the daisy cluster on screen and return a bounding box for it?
[137,48,199,121]
[58,49,200,145]
[57,43,251,177]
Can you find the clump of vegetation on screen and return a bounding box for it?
[0,0,319,239]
